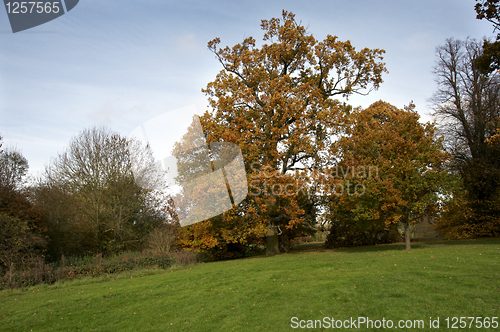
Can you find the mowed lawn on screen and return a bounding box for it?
[1,238,499,331]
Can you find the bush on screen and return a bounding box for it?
[0,212,46,278]
[147,223,179,254]
[324,222,401,249]
[170,250,198,265]
[0,250,183,289]
[325,222,368,248]
[202,242,250,261]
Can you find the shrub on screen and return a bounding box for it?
[147,223,179,255]
[170,250,198,265]
[435,188,500,239]
[324,222,401,249]
[0,213,46,276]
[0,250,178,289]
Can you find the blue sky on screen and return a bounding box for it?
[0,0,495,176]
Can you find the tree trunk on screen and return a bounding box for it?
[266,225,280,255]
[404,222,411,251]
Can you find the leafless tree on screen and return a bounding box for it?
[431,38,500,231]
[431,38,500,163]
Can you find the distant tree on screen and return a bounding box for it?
[0,184,47,236]
[325,101,449,250]
[432,38,500,237]
[179,10,387,257]
[0,147,29,191]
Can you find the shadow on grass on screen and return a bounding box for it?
[420,237,500,247]
[292,242,325,250]
[330,237,500,254]
[227,237,500,261]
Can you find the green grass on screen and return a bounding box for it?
[1,238,500,331]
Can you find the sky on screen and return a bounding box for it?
[0,0,496,177]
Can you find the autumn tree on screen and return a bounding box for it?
[39,126,172,256]
[179,10,387,256]
[324,101,449,250]
[432,38,500,237]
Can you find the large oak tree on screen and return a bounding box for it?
[180,11,387,256]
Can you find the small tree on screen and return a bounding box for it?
[33,181,84,259]
[325,101,449,250]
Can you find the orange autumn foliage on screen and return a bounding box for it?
[178,11,387,257]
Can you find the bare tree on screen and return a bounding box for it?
[431,38,500,234]
[431,38,500,161]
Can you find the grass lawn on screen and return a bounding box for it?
[1,238,499,331]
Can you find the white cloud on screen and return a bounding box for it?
[175,34,200,53]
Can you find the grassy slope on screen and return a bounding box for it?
[1,238,499,331]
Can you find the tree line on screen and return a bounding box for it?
[0,128,181,284]
[1,3,499,276]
